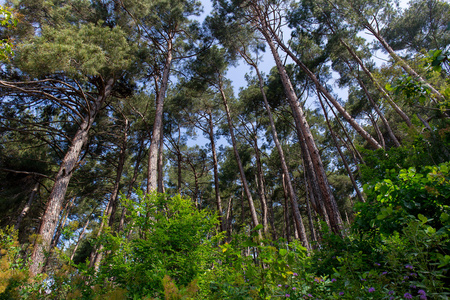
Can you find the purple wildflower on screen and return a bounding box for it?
[404,293,413,299]
[374,263,381,266]
[331,278,337,282]
[361,278,366,281]
[368,287,375,293]
[293,273,298,276]
[404,275,409,280]
[382,271,388,275]
[339,292,344,296]
[286,294,290,298]
[388,291,394,295]
[278,284,282,287]
[307,294,312,297]
[292,287,296,291]
[405,264,414,270]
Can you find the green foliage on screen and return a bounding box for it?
[358,161,450,234]
[91,191,218,299]
[16,23,132,78]
[0,5,17,60]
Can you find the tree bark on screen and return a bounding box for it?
[317,92,365,203]
[355,75,401,147]
[364,22,445,102]
[218,78,260,233]
[240,54,309,248]
[118,137,144,233]
[157,121,165,193]
[15,181,39,231]
[29,78,114,276]
[262,29,344,235]
[267,31,383,149]
[147,37,173,193]
[339,38,413,127]
[91,121,128,270]
[208,110,225,232]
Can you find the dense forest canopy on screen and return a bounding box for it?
[0,0,449,299]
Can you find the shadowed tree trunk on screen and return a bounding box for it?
[29,77,114,275]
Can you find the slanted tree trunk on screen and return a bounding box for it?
[218,77,260,233]
[261,29,344,235]
[29,78,114,276]
[282,174,291,243]
[70,206,96,261]
[15,181,39,231]
[270,33,382,150]
[239,53,310,249]
[339,38,413,127]
[226,196,233,240]
[317,92,365,203]
[363,22,445,102]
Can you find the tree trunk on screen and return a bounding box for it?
[208,110,224,232]
[270,32,383,150]
[339,38,413,127]
[157,122,165,193]
[317,92,365,203]
[29,78,114,276]
[147,38,173,193]
[262,30,344,235]
[355,74,401,147]
[364,23,445,102]
[226,196,233,240]
[118,137,144,233]
[241,55,309,248]
[369,113,386,149]
[70,212,93,261]
[218,78,260,233]
[253,137,269,235]
[15,181,39,231]
[282,174,291,243]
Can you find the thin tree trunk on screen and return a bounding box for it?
[157,122,165,193]
[118,137,144,233]
[70,212,93,261]
[369,113,386,149]
[240,53,309,248]
[355,74,401,147]
[339,38,413,127]
[364,23,445,102]
[262,30,344,235]
[317,92,365,203]
[29,78,114,276]
[218,78,260,233]
[282,174,291,243]
[15,181,39,231]
[208,110,224,232]
[226,196,233,240]
[147,38,173,193]
[253,136,269,235]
